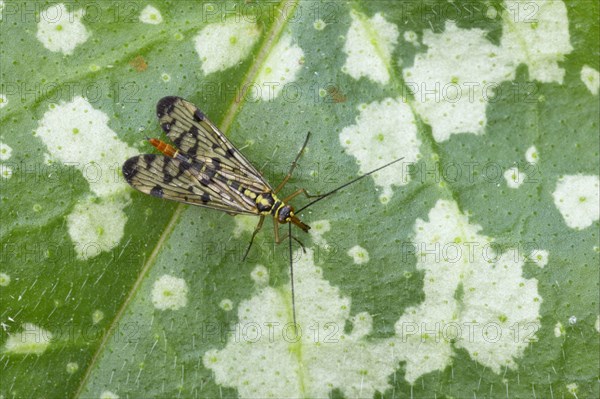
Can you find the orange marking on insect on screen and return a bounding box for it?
[149,138,178,157]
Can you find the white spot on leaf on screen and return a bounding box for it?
[67,196,129,260]
[552,175,600,229]
[219,299,233,312]
[35,96,137,198]
[309,219,331,249]
[35,97,137,259]
[0,272,10,286]
[0,93,7,108]
[36,3,90,55]
[203,248,399,397]
[339,98,420,201]
[0,164,12,179]
[195,20,260,75]
[100,391,119,399]
[151,275,188,311]
[501,0,573,83]
[504,166,526,188]
[525,145,539,164]
[139,5,162,25]
[580,65,599,95]
[313,19,326,31]
[529,249,548,268]
[92,309,104,324]
[4,323,53,355]
[404,21,513,142]
[250,265,269,286]
[254,34,304,100]
[393,200,542,382]
[0,142,12,160]
[554,321,564,337]
[66,362,79,374]
[347,245,369,265]
[233,215,256,238]
[343,11,398,84]
[403,30,418,44]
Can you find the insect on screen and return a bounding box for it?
[122,96,404,326]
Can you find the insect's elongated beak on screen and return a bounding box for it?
[291,216,310,232]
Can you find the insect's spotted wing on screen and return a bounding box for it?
[156,96,270,193]
[122,154,259,215]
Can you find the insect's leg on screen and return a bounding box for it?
[274,132,311,194]
[273,218,306,251]
[282,188,321,203]
[272,217,282,244]
[242,216,265,261]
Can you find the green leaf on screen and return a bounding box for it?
[1,1,598,398]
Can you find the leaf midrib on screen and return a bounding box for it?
[73,1,300,397]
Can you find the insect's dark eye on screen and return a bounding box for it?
[278,206,291,223]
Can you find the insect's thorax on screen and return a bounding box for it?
[250,191,283,216]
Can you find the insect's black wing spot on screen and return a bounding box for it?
[156,96,180,119]
[150,185,164,198]
[193,108,205,122]
[160,122,171,133]
[122,157,140,183]
[143,154,155,166]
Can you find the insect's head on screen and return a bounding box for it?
[278,205,310,232]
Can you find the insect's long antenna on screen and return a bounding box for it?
[296,157,405,212]
[288,223,298,331]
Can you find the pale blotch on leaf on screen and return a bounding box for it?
[67,196,128,260]
[568,315,577,325]
[1,164,13,179]
[554,321,564,337]
[595,315,600,333]
[0,94,7,108]
[485,5,498,19]
[92,309,104,324]
[139,5,162,25]
[580,65,599,95]
[342,10,399,84]
[309,219,331,249]
[4,323,53,355]
[529,249,548,268]
[566,383,578,396]
[194,19,260,75]
[347,245,369,265]
[504,166,525,188]
[203,248,398,397]
[161,73,171,82]
[233,215,256,238]
[255,34,304,100]
[0,142,12,160]
[219,299,234,312]
[525,145,539,164]
[404,21,513,142]
[151,275,189,311]
[35,96,137,197]
[393,200,542,382]
[0,272,10,286]
[313,19,326,30]
[250,265,269,286]
[100,391,119,399]
[552,175,600,229]
[66,362,79,374]
[403,30,418,44]
[339,98,420,201]
[36,4,90,55]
